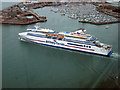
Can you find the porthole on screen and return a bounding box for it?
[89,46,91,48]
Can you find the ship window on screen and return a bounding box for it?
[89,46,91,48]
[27,33,45,38]
[62,38,65,41]
[86,46,88,48]
[58,38,63,40]
[84,45,85,47]
[47,36,51,38]
[67,43,83,47]
[77,45,83,47]
[52,37,57,39]
[64,38,73,42]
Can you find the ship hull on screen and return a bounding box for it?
[19,35,112,57]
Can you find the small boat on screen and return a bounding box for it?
[68,14,78,19]
[60,13,65,16]
[105,25,109,29]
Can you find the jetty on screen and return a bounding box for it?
[28,10,41,20]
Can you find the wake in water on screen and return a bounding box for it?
[110,53,120,60]
[40,44,120,60]
[72,50,120,60]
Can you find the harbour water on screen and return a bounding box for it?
[2,2,119,88]
[0,2,19,10]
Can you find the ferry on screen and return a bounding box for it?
[18,26,113,56]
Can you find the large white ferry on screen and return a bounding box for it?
[18,26,113,56]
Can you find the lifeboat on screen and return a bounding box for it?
[58,35,64,38]
[47,34,53,36]
[53,34,58,37]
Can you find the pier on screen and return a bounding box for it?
[28,10,41,20]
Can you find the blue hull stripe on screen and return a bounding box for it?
[107,50,113,56]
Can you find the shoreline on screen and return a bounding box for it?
[1,19,47,25]
[1,2,120,25]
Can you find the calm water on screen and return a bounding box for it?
[0,2,19,10]
[2,3,119,88]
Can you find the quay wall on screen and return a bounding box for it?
[1,19,47,25]
[79,20,120,25]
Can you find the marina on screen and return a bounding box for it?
[51,2,120,25]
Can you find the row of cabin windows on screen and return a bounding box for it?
[83,45,91,48]
[65,39,80,43]
[68,43,91,48]
[65,39,94,46]
[47,36,85,44]
[27,33,45,38]
[47,36,92,48]
[27,33,91,48]
[28,33,84,43]
[65,35,87,39]
[28,33,63,41]
[65,39,90,44]
[46,36,63,41]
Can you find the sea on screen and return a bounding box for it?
[1,2,120,88]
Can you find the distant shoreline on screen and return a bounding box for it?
[1,2,120,25]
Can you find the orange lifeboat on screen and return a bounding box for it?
[53,34,58,37]
[58,35,64,38]
[47,34,53,36]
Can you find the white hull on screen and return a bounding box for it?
[18,32,112,56]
